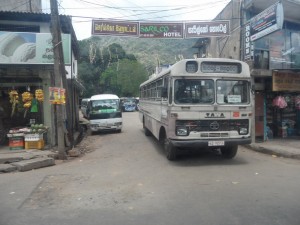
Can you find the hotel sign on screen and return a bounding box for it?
[139,22,183,39]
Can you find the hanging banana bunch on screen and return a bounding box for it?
[35,89,44,102]
[9,90,19,117]
[22,91,33,118]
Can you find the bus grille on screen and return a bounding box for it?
[201,133,229,138]
[176,119,249,132]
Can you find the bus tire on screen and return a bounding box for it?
[163,137,177,161]
[221,145,238,159]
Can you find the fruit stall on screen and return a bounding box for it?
[1,88,47,150]
[7,124,48,150]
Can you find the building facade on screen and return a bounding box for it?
[0,10,82,148]
[207,0,300,142]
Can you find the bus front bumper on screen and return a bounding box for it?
[170,138,252,148]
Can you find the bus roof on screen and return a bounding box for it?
[140,58,250,87]
[90,94,119,100]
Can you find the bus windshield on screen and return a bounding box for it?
[174,79,250,105]
[174,79,214,104]
[90,99,119,113]
[216,80,250,104]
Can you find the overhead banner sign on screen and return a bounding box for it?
[185,21,230,38]
[92,20,230,39]
[92,20,139,37]
[0,32,71,65]
[139,22,184,39]
[272,71,300,92]
[250,2,284,41]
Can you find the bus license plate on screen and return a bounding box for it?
[208,141,224,146]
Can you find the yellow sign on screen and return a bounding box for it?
[49,87,66,104]
[272,71,300,92]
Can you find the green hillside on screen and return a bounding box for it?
[84,36,198,71]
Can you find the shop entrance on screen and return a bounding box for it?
[0,87,43,145]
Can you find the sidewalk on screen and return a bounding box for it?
[0,113,90,173]
[245,137,300,159]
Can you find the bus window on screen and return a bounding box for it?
[174,79,214,104]
[216,80,250,104]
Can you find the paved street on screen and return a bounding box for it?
[0,112,300,225]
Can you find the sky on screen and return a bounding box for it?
[43,0,231,40]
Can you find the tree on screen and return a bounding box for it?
[101,58,148,97]
[78,40,146,97]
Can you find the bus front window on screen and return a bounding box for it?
[174,79,214,104]
[91,99,119,113]
[216,80,250,104]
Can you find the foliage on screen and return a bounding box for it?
[101,59,148,97]
[77,36,197,98]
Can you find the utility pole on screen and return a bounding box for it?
[50,0,68,159]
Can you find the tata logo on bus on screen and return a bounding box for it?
[205,112,225,118]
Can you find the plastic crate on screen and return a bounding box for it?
[25,140,45,150]
[24,133,43,141]
[9,136,24,150]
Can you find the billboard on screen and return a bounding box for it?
[92,20,139,37]
[250,2,284,41]
[139,22,184,39]
[0,32,71,64]
[185,21,230,38]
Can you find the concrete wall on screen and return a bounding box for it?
[207,0,241,60]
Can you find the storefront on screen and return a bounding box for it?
[0,65,53,147]
[250,18,300,141]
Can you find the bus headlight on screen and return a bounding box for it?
[239,127,248,135]
[176,126,189,136]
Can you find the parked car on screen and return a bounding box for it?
[120,98,136,112]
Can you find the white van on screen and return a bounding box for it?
[80,98,90,118]
[87,94,122,133]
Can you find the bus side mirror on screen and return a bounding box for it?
[161,87,168,98]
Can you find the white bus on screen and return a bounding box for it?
[87,94,122,133]
[139,58,253,160]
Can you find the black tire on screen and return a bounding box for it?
[221,145,238,159]
[163,136,177,161]
[116,129,122,133]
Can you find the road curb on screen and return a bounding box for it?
[244,144,300,160]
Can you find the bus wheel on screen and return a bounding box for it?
[163,137,177,161]
[221,145,238,159]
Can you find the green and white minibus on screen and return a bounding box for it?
[87,94,122,133]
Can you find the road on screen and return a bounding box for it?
[0,112,300,225]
